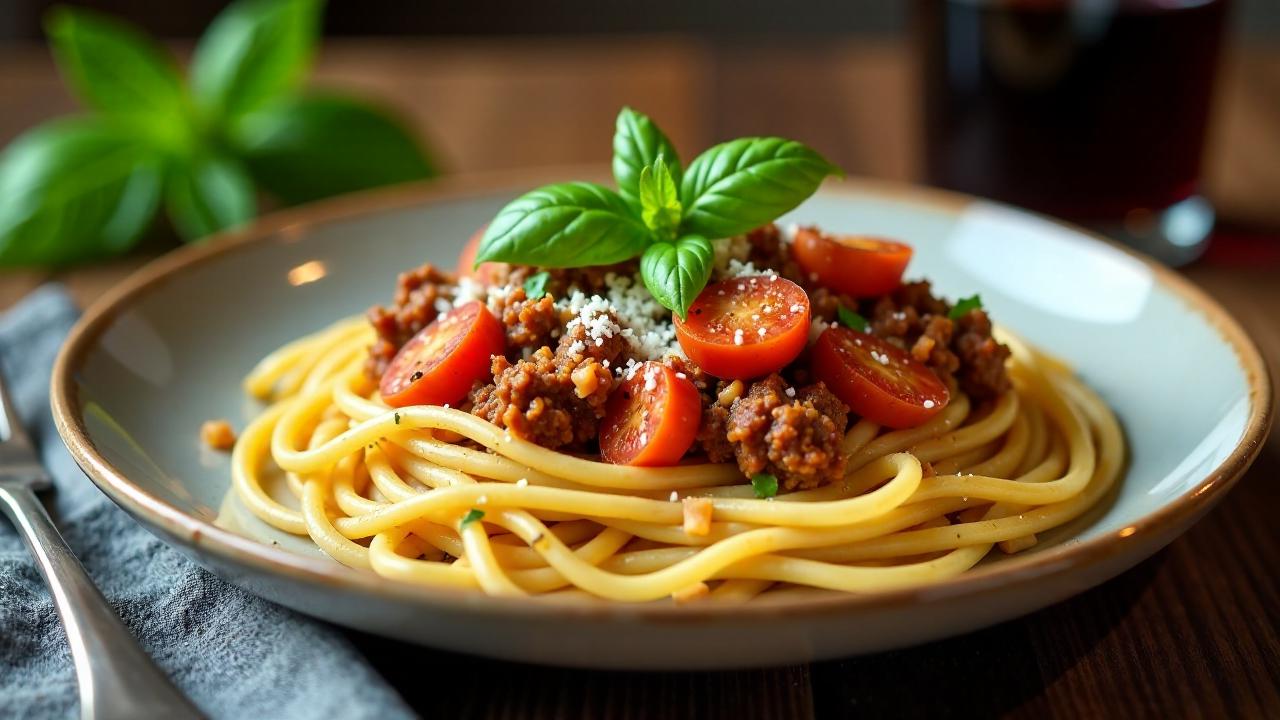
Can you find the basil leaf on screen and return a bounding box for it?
[638,154,681,238]
[751,473,779,499]
[0,119,162,266]
[522,271,551,299]
[679,137,840,239]
[838,305,869,332]
[232,93,435,205]
[45,8,188,142]
[948,294,984,320]
[640,235,713,319]
[613,107,682,215]
[165,153,256,240]
[191,0,322,121]
[476,182,652,268]
[460,508,485,528]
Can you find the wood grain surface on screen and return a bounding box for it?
[1,36,1277,719]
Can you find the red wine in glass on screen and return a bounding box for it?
[917,0,1229,264]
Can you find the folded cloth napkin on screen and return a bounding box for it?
[0,285,415,720]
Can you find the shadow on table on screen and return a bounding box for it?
[346,552,1166,720]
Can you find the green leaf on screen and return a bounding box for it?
[679,137,841,239]
[751,473,779,499]
[948,294,984,320]
[613,107,682,215]
[838,305,869,332]
[477,182,653,268]
[639,235,713,318]
[460,508,486,528]
[231,93,435,205]
[522,271,551,299]
[0,119,162,266]
[638,154,681,238]
[165,153,256,240]
[44,8,188,144]
[191,0,323,121]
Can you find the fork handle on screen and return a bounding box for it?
[0,485,202,720]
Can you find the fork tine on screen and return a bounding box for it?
[0,369,34,448]
[0,368,50,490]
[0,366,33,445]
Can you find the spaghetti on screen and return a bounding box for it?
[230,318,1124,602]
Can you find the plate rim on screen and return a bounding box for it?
[50,168,1274,621]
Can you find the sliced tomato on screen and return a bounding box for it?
[600,362,701,466]
[810,326,949,429]
[456,224,505,285]
[791,228,912,298]
[380,301,506,407]
[674,276,810,380]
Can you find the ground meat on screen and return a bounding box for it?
[494,261,639,297]
[556,309,634,366]
[953,308,1012,400]
[495,286,559,352]
[722,374,849,491]
[469,347,616,449]
[468,309,633,449]
[745,224,807,285]
[865,280,1010,399]
[365,263,455,378]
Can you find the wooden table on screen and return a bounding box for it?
[2,37,1278,718]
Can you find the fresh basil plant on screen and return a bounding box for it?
[0,0,435,266]
[475,107,840,317]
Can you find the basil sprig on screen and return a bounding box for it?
[476,107,841,318]
[0,0,435,267]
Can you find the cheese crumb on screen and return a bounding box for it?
[201,419,236,450]
[682,497,713,536]
[516,478,529,488]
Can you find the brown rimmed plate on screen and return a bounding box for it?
[51,170,1272,669]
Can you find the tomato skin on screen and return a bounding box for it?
[791,228,912,298]
[600,362,702,466]
[456,224,505,285]
[380,301,506,408]
[674,276,810,380]
[810,326,949,429]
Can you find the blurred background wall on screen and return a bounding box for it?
[1,0,1278,39]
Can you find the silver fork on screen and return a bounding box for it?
[0,370,201,719]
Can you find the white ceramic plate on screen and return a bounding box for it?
[52,171,1272,669]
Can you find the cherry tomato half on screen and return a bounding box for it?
[810,326,949,429]
[600,362,702,466]
[456,224,505,285]
[380,301,506,407]
[674,276,810,380]
[791,227,912,298]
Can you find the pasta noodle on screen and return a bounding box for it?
[230,318,1124,603]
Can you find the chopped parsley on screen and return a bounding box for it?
[459,508,486,528]
[522,271,551,299]
[393,412,400,425]
[837,304,869,333]
[948,294,983,320]
[751,473,779,499]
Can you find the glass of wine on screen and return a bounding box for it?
[916,0,1230,265]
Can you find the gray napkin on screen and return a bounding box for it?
[0,285,415,720]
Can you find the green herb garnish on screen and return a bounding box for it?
[837,305,869,332]
[0,0,435,267]
[751,473,779,499]
[522,271,551,299]
[393,412,400,425]
[948,294,984,320]
[475,107,842,318]
[459,508,486,528]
